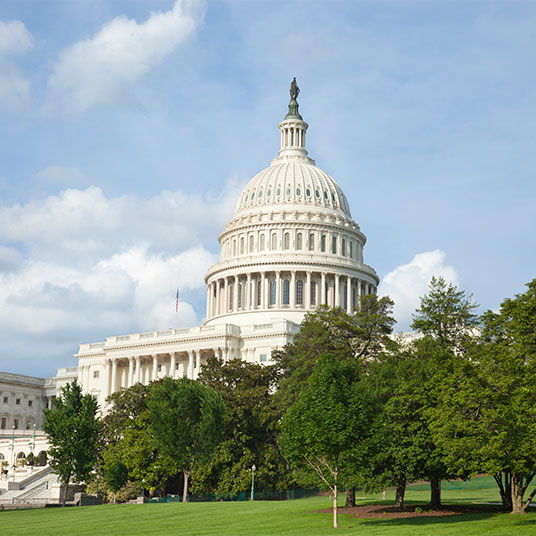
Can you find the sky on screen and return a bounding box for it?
[0,0,535,377]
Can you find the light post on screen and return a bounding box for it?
[250,464,256,501]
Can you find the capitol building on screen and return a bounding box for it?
[0,82,378,503]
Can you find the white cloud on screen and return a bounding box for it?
[378,250,459,332]
[33,165,85,185]
[0,19,33,109]
[47,0,206,114]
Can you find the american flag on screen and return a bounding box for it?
[176,288,179,313]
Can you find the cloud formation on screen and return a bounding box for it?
[378,250,459,332]
[0,19,33,109]
[47,0,206,114]
[0,179,238,375]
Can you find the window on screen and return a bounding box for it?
[2,396,7,404]
[341,238,346,256]
[93,370,99,379]
[14,418,19,429]
[237,282,243,310]
[332,236,337,254]
[296,233,303,250]
[257,279,262,306]
[310,280,317,306]
[260,234,265,251]
[321,235,326,252]
[283,233,290,250]
[306,188,311,197]
[260,354,267,363]
[271,233,277,250]
[270,280,277,306]
[240,237,245,254]
[286,187,291,196]
[228,284,234,310]
[276,187,281,196]
[349,241,353,258]
[157,364,162,372]
[283,280,290,305]
[296,280,303,305]
[28,400,33,407]
[1,417,6,430]
[232,240,237,256]
[249,235,254,253]
[15,399,20,405]
[308,233,314,251]
[175,363,179,370]
[296,188,301,196]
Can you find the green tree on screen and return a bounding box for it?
[147,377,225,502]
[198,357,292,495]
[104,459,129,503]
[431,279,536,513]
[280,357,369,529]
[410,276,479,508]
[43,380,100,506]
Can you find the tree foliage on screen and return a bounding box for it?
[43,380,101,506]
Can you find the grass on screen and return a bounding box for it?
[1,476,536,535]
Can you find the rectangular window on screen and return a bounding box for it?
[16,398,20,405]
[331,236,337,254]
[175,363,179,370]
[321,235,326,252]
[14,418,19,429]
[260,354,267,363]
[28,400,33,407]
[1,417,6,429]
[157,364,162,372]
[93,370,99,379]
[2,396,7,404]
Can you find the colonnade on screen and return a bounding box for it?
[207,270,376,320]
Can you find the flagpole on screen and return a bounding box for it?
[175,287,179,329]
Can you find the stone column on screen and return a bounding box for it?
[321,272,326,305]
[216,280,221,316]
[335,274,340,307]
[233,275,239,311]
[170,352,176,379]
[195,350,201,379]
[261,272,266,309]
[290,271,296,308]
[357,278,362,310]
[135,356,141,384]
[347,275,352,314]
[128,358,134,388]
[206,285,211,319]
[305,271,312,308]
[111,359,117,395]
[224,277,229,314]
[246,273,252,310]
[276,271,281,308]
[188,351,194,379]
[152,354,158,382]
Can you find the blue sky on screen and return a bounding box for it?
[0,0,535,377]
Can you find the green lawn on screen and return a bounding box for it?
[1,476,535,535]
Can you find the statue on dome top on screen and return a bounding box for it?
[289,77,300,101]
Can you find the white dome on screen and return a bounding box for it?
[234,161,352,218]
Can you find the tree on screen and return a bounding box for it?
[280,357,369,529]
[431,279,536,513]
[198,357,292,496]
[147,377,225,502]
[43,380,100,506]
[410,276,479,508]
[104,459,129,503]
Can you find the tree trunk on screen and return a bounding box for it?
[430,476,441,509]
[494,471,512,510]
[61,472,71,507]
[345,487,356,507]
[333,482,338,529]
[511,475,526,514]
[182,470,190,503]
[395,475,406,511]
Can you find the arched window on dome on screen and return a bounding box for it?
[296,280,303,305]
[308,233,315,251]
[331,236,337,255]
[257,279,262,307]
[341,238,346,257]
[321,234,326,253]
[249,235,254,253]
[233,240,237,257]
[228,284,234,311]
[349,241,353,258]
[237,282,242,310]
[296,233,303,250]
[283,233,290,250]
[270,280,276,306]
[282,280,290,305]
[271,233,277,251]
[240,237,245,255]
[311,280,317,306]
[260,234,265,251]
[291,129,294,146]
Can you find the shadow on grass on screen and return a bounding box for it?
[355,512,501,527]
